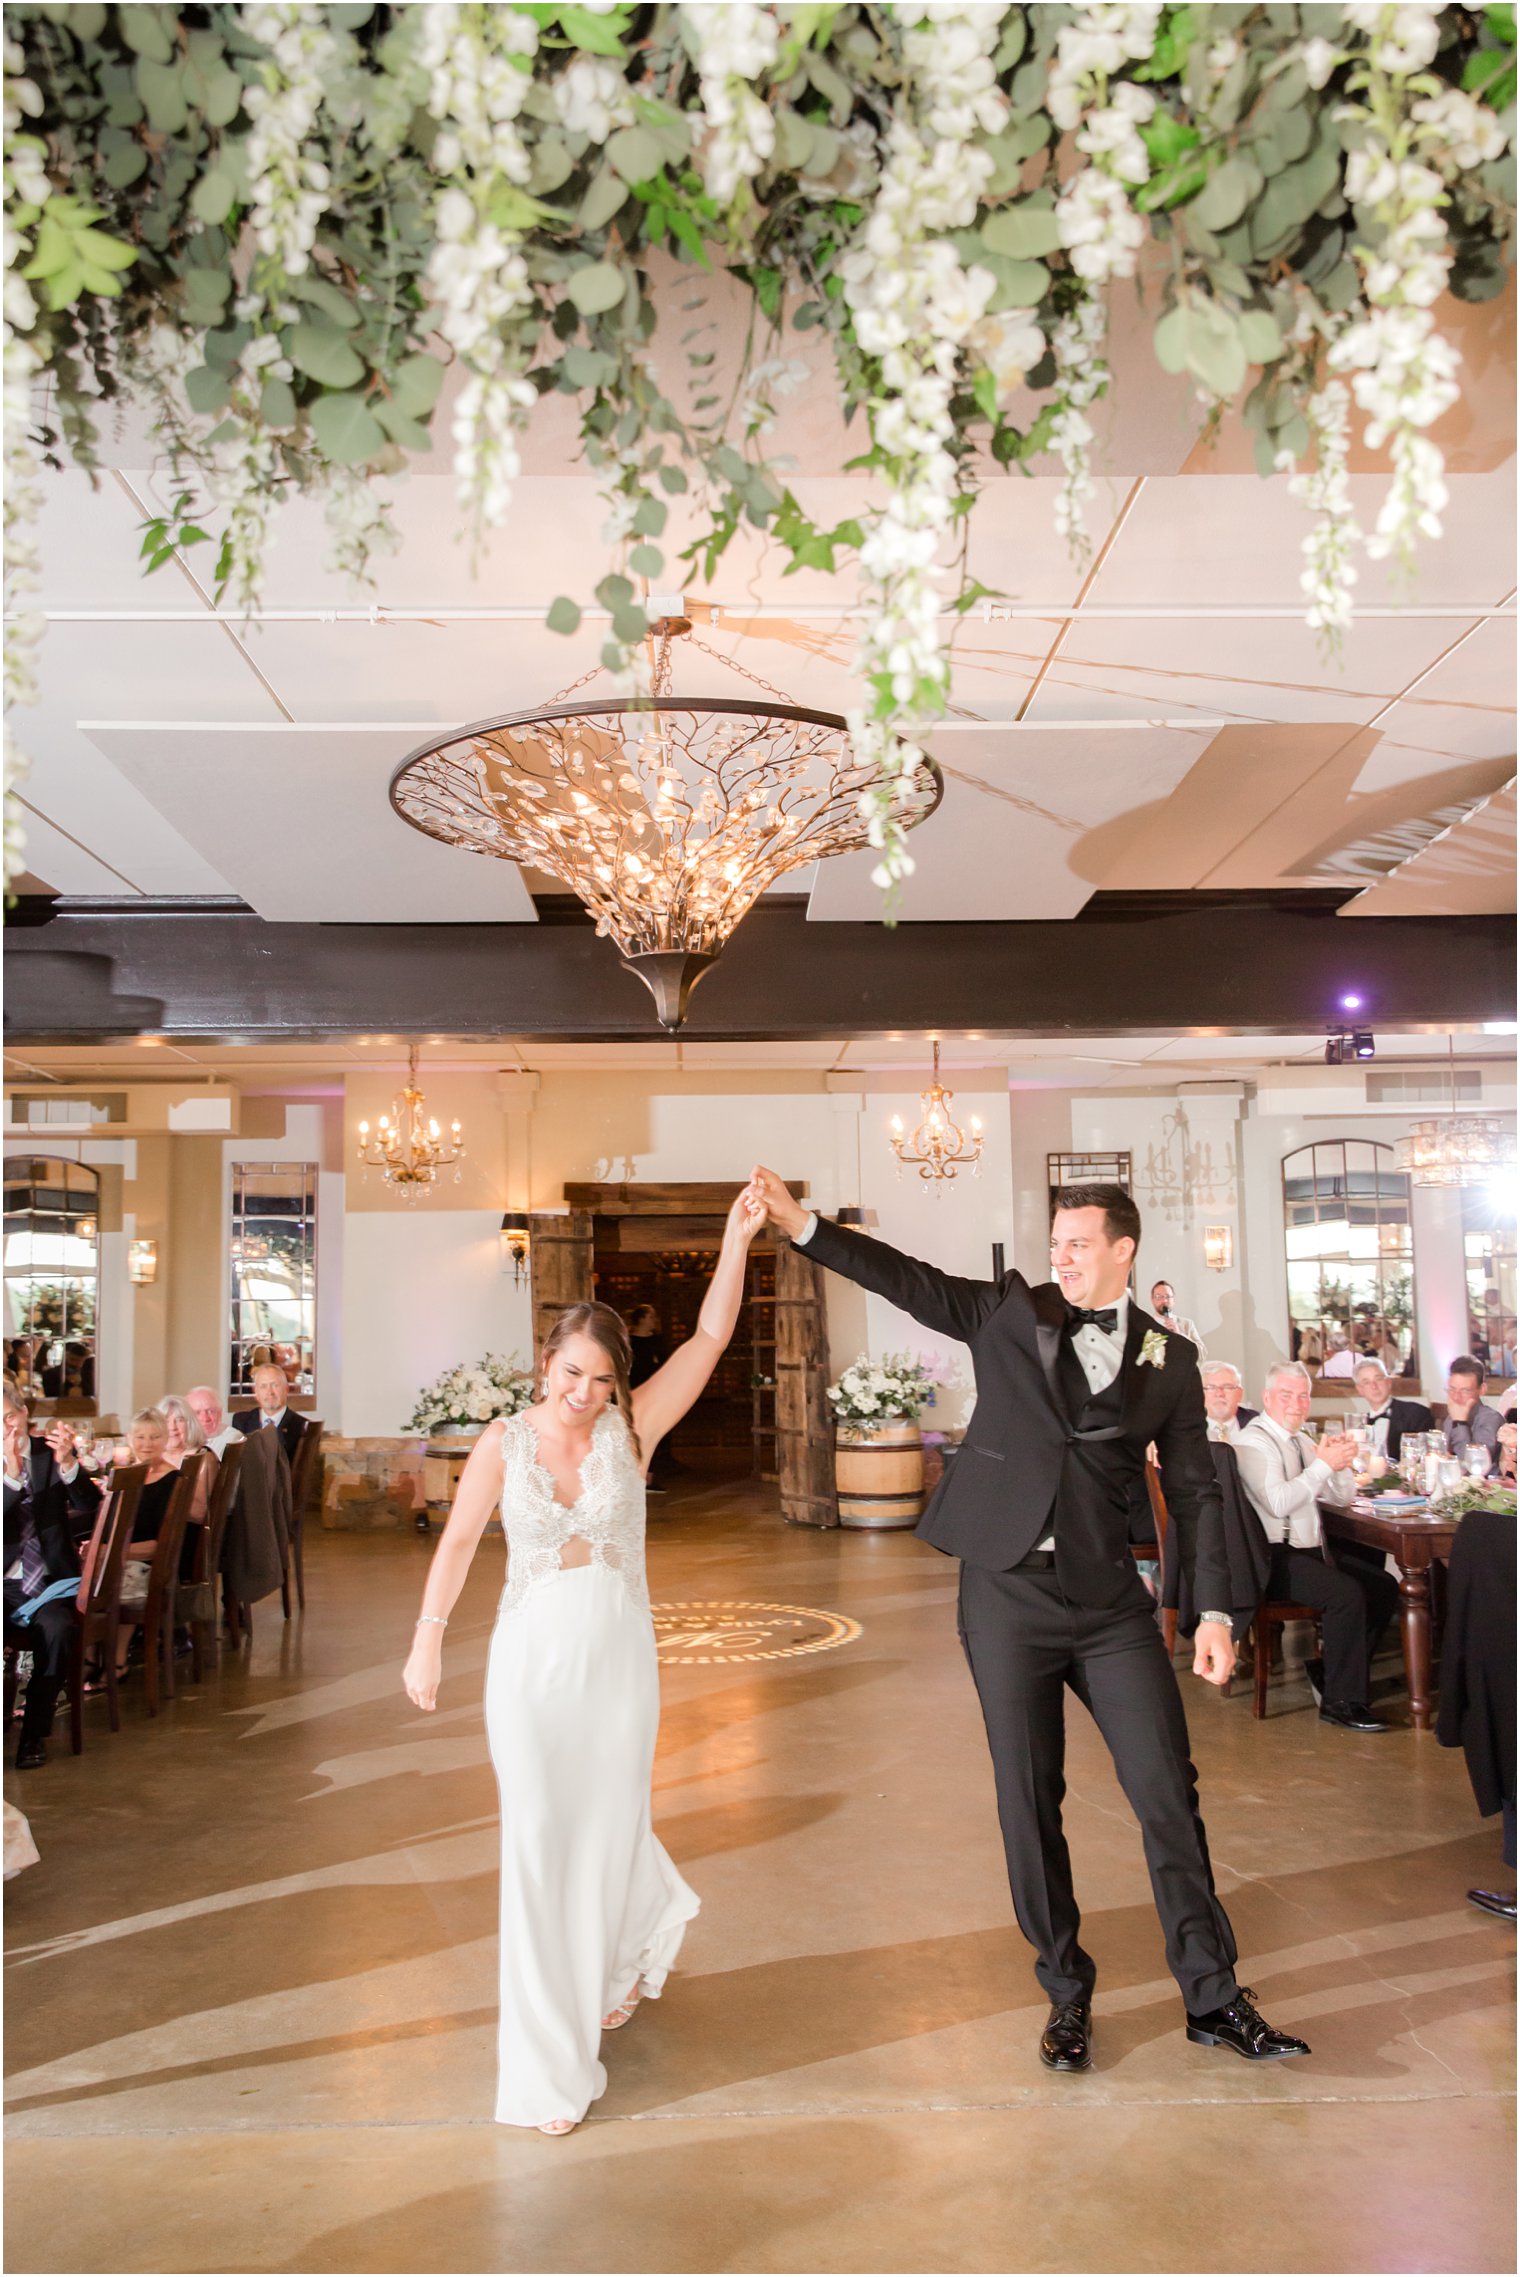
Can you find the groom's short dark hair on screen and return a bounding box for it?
[1053,1183,1141,1254]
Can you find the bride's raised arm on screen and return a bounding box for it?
[632,1185,767,1464]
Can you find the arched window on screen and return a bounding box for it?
[1282,1141,1416,1381]
[3,1154,101,1407]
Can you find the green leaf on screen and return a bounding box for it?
[1141,112,1201,170]
[567,261,625,315]
[308,391,387,465]
[391,353,445,416]
[578,165,630,232]
[559,344,617,388]
[657,466,688,495]
[185,363,232,415]
[631,496,667,538]
[103,139,149,189]
[288,274,360,328]
[190,168,236,225]
[629,542,664,578]
[184,268,233,325]
[596,573,635,609]
[287,323,366,389]
[260,376,297,429]
[984,255,1049,311]
[546,596,582,636]
[1238,308,1283,364]
[371,398,432,453]
[611,602,647,645]
[981,205,1063,260]
[136,58,188,136]
[557,4,629,55]
[606,126,662,185]
[1193,157,1259,232]
[972,367,1000,424]
[118,4,174,63]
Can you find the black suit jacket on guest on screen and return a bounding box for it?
[1370,1397,1434,1460]
[231,1408,306,1465]
[798,1217,1230,1613]
[3,1440,100,1584]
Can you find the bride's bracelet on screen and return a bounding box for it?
[415,1614,447,1628]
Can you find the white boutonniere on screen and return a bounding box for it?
[1139,1329,1169,1370]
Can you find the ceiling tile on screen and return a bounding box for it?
[1339,779,1517,917]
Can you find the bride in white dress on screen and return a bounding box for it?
[402,1184,768,2134]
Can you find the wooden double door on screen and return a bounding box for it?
[528,1181,835,1527]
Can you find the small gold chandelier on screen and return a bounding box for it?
[1395,1041,1516,1188]
[389,611,940,1030]
[356,1046,464,1197]
[890,1042,983,1189]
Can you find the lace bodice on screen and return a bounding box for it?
[497,1407,649,1621]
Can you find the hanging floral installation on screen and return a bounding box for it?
[3,1,1514,887]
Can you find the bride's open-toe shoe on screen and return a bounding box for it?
[537,2118,577,2136]
[601,1988,643,2031]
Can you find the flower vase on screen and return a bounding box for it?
[834,1419,925,1530]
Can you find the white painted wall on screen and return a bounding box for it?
[341,1209,533,1436]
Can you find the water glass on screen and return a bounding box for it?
[1465,1445,1492,1481]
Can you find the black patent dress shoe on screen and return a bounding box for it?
[1466,1888,1518,1921]
[1319,1699,1388,1732]
[1039,1999,1093,2071]
[1186,1987,1309,2060]
[14,1738,47,1771]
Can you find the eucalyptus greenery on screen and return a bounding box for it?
[4,1,1515,890]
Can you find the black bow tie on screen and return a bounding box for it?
[1066,1304,1119,1335]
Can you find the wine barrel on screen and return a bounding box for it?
[835,1421,925,1530]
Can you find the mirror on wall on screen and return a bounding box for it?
[229,1162,317,1400]
[1463,1187,1517,1380]
[3,1153,101,1410]
[1282,1140,1417,1381]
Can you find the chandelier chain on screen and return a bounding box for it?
[685,633,798,707]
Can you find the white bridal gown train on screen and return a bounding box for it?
[485,1406,698,2128]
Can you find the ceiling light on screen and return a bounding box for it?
[390,615,940,1032]
[356,1045,464,1200]
[889,1042,983,1191]
[1396,1037,1517,1189]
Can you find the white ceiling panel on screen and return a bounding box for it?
[806,722,1213,921]
[1340,780,1518,918]
[1353,617,1518,793]
[3,802,135,896]
[78,726,537,922]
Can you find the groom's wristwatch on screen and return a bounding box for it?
[1198,1611,1232,1628]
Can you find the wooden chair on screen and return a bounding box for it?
[67,1465,145,1754]
[1136,1461,1178,1654]
[284,1419,323,1617]
[175,1439,245,1679]
[117,1453,204,1717]
[1250,1599,1324,1720]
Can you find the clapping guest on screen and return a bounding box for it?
[1443,1357,1503,1462]
[3,1388,98,1769]
[185,1385,243,1459]
[1200,1363,1258,1442]
[231,1362,307,1463]
[1236,1364,1400,1733]
[1352,1359,1433,1468]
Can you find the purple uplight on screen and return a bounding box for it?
[1340,993,1364,1010]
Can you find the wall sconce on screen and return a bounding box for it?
[127,1238,159,1285]
[500,1211,531,1286]
[836,1206,878,1232]
[1203,1226,1233,1273]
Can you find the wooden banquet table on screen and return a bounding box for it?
[1318,1497,1460,1733]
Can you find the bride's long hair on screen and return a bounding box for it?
[539,1303,642,1462]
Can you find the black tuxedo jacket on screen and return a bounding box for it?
[231,1408,306,1465]
[4,1440,100,1584]
[1369,1396,1434,1460]
[800,1216,1230,1613]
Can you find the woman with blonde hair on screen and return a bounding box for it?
[158,1393,217,1558]
[403,1182,768,2136]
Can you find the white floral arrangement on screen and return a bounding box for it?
[828,1350,942,1434]
[406,1351,533,1435]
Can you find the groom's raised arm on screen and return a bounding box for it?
[750,1166,1007,1347]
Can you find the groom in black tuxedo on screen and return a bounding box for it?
[751,1169,1308,2070]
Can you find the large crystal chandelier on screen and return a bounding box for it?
[890,1042,983,1189]
[1395,1039,1517,1188]
[390,614,941,1029]
[356,1046,465,1197]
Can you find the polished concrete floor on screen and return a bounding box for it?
[5,1480,1515,2274]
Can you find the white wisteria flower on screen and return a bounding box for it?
[1411,86,1509,174]
[1285,381,1363,639]
[687,3,780,206]
[556,54,634,146]
[242,2,343,277]
[1343,2,1443,77]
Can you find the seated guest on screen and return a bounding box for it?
[1149,1280,1205,1355]
[1320,1332,1358,1379]
[3,1389,98,1770]
[1352,1359,1433,1467]
[1236,1363,1400,1733]
[232,1362,308,1463]
[108,1409,190,1678]
[41,1340,94,1401]
[1443,1357,1503,1462]
[185,1384,243,1458]
[1200,1363,1258,1442]
[157,1396,218,1555]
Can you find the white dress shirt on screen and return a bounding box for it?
[1235,1413,1354,1550]
[1321,1347,1358,1378]
[1362,1405,1394,1462]
[1207,1415,1243,1444]
[207,1424,244,1457]
[258,1408,288,1431]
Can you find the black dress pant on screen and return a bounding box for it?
[1264,1541,1399,1704]
[957,1562,1238,2014]
[4,1581,77,1749]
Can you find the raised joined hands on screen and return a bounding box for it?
[748,1165,806,1240]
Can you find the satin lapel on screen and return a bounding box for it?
[1029,1282,1073,1424]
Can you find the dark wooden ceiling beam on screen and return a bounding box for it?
[3,895,1514,1041]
